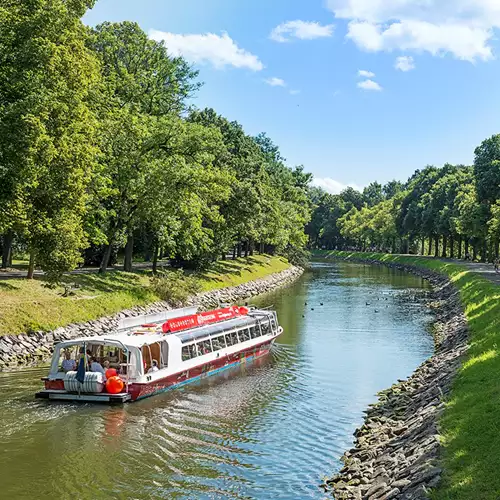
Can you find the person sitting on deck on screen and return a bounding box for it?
[61,351,77,372]
[147,360,159,373]
[89,357,106,378]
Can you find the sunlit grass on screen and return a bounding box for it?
[316,250,500,500]
[0,255,289,336]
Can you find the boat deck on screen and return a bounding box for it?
[35,390,131,404]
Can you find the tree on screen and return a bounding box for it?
[363,182,384,207]
[89,21,200,271]
[0,0,101,280]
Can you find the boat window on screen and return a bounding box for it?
[249,325,259,338]
[225,333,233,346]
[160,341,169,368]
[197,339,212,355]
[230,331,239,345]
[182,345,191,361]
[270,317,277,332]
[260,319,271,336]
[239,328,250,342]
[211,335,225,351]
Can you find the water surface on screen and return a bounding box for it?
[0,261,434,499]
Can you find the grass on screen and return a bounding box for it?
[316,250,500,500]
[0,255,290,336]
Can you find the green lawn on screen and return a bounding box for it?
[0,255,290,336]
[316,250,500,500]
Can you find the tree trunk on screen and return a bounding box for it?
[27,249,35,280]
[124,234,134,272]
[99,243,113,273]
[152,243,159,275]
[1,231,13,269]
[450,235,454,259]
[428,236,432,256]
[496,239,500,259]
[391,238,396,254]
[472,242,477,261]
[434,235,439,257]
[481,239,488,263]
[249,239,254,256]
[244,241,249,258]
[441,236,447,258]
[457,235,462,259]
[465,237,469,259]
[237,242,242,258]
[420,238,424,256]
[221,253,226,261]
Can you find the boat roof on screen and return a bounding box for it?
[55,308,275,349]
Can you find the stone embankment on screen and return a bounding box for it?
[322,258,468,500]
[0,265,303,371]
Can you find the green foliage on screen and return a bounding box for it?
[282,244,310,268]
[149,270,201,306]
[0,0,101,279]
[310,153,500,261]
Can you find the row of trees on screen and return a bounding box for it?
[308,136,500,262]
[0,1,311,280]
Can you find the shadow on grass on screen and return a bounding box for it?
[56,270,150,297]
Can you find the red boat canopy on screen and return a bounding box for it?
[162,306,249,334]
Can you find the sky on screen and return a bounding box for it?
[84,0,500,194]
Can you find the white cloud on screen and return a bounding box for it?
[270,20,335,42]
[326,0,499,61]
[357,79,383,91]
[312,177,363,194]
[358,69,375,78]
[265,77,286,87]
[289,89,301,95]
[395,55,415,71]
[149,30,264,71]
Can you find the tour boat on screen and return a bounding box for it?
[35,305,283,403]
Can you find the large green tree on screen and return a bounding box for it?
[0,0,101,279]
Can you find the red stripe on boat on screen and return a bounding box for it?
[162,306,249,333]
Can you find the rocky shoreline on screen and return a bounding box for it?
[0,265,303,371]
[322,257,468,500]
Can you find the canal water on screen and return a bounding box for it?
[0,261,434,500]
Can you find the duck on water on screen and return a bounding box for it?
[36,305,283,404]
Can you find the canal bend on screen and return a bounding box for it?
[0,261,434,499]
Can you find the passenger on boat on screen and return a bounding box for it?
[61,351,77,372]
[147,360,159,373]
[89,357,106,378]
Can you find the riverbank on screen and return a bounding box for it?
[0,255,290,336]
[0,260,303,371]
[319,251,500,500]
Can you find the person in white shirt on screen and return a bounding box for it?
[147,359,159,373]
[89,357,106,378]
[61,351,77,372]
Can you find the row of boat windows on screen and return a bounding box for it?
[181,319,275,361]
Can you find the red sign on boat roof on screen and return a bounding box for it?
[162,306,248,334]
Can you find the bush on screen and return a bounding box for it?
[149,270,201,306]
[282,245,310,268]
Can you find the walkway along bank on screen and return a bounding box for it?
[0,266,303,371]
[321,254,469,500]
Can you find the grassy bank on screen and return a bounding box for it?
[0,255,290,336]
[316,250,500,500]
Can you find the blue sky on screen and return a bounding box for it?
[84,0,500,193]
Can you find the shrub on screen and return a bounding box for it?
[150,270,201,306]
[282,245,310,268]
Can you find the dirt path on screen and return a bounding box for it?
[444,259,500,286]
